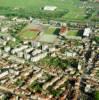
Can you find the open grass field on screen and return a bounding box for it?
[44,27,56,34]
[0,0,81,11]
[44,26,60,35]
[67,30,78,36]
[0,0,98,21]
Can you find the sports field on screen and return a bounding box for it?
[67,30,78,36]
[44,26,60,35]
[19,31,38,40]
[0,0,98,21]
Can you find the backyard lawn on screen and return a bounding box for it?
[95,91,99,100]
[45,27,56,34]
[95,36,99,44]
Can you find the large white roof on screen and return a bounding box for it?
[83,28,92,37]
[44,6,57,11]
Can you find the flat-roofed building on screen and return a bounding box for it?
[43,6,57,11]
[83,28,92,37]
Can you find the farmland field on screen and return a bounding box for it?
[0,0,98,21]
